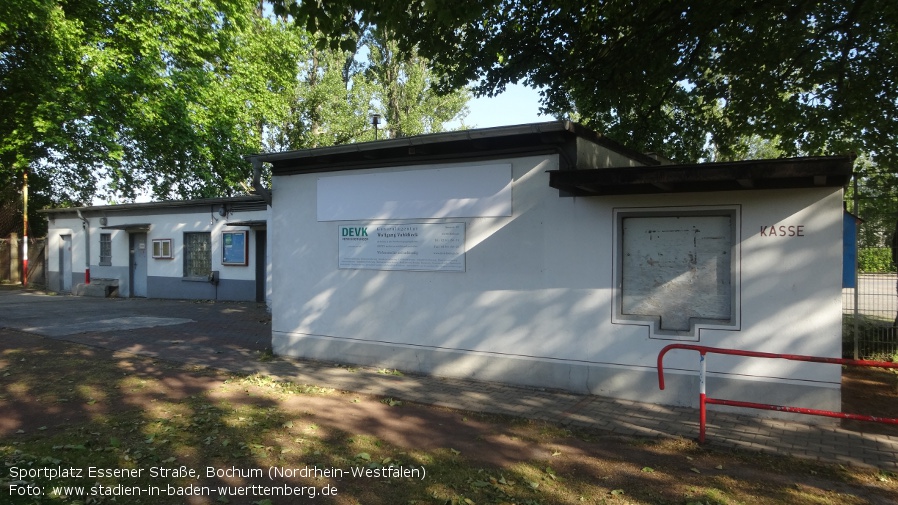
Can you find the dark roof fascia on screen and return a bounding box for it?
[225,220,267,228]
[38,195,267,216]
[562,122,661,167]
[101,223,151,231]
[248,121,659,175]
[548,156,854,196]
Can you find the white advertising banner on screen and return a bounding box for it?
[338,222,465,272]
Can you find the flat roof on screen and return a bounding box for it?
[248,121,660,174]
[100,223,151,231]
[39,195,267,215]
[249,122,854,196]
[225,220,267,228]
[548,156,854,196]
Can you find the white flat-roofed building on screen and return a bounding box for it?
[41,196,270,303]
[252,121,852,418]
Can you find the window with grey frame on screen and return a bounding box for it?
[183,232,212,279]
[99,233,112,266]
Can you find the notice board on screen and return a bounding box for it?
[222,230,248,266]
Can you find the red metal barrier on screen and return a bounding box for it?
[657,344,898,443]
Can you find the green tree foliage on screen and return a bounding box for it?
[1,0,305,206]
[0,1,89,240]
[2,0,470,222]
[857,248,894,273]
[848,155,898,250]
[0,0,87,233]
[273,0,897,165]
[268,26,469,150]
[363,26,469,139]
[270,45,377,150]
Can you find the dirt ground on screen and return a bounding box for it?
[841,365,898,436]
[2,330,897,505]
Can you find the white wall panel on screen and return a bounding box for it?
[272,154,845,415]
[317,163,512,221]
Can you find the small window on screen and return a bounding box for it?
[183,232,211,278]
[152,239,172,259]
[99,233,112,266]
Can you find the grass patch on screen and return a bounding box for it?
[230,372,336,396]
[2,337,897,504]
[257,346,275,362]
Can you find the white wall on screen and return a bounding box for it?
[271,155,843,412]
[46,206,268,296]
[46,217,84,276]
[128,211,263,282]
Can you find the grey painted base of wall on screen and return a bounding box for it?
[49,272,88,294]
[48,271,61,292]
[273,331,841,424]
[47,271,256,301]
[147,276,256,301]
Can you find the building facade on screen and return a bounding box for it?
[263,122,852,417]
[41,196,269,302]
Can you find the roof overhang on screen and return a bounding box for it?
[38,195,267,216]
[548,156,854,196]
[226,220,266,228]
[101,223,151,232]
[248,121,659,175]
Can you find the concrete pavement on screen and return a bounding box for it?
[1,287,896,470]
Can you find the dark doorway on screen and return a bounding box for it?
[255,229,267,303]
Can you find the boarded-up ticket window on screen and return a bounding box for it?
[614,208,739,339]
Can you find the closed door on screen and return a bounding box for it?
[130,233,147,297]
[60,234,72,292]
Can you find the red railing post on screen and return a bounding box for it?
[699,352,707,444]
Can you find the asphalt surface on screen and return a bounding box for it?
[1,287,896,470]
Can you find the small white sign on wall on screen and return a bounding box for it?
[338,222,465,272]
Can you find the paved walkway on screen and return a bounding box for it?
[1,288,896,470]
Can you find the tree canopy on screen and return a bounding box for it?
[2,0,309,204]
[1,0,469,236]
[268,29,469,151]
[274,0,897,165]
